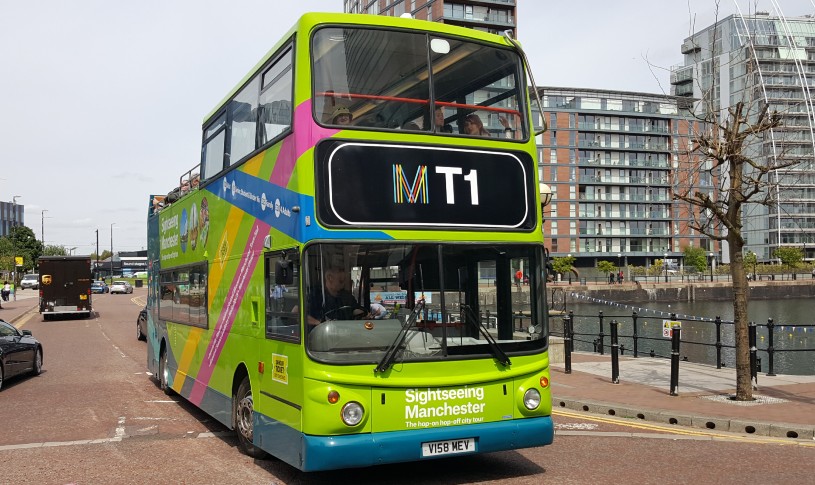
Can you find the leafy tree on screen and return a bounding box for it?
[597,260,617,276]
[91,250,112,261]
[551,256,575,278]
[773,247,803,270]
[1,226,43,274]
[42,245,68,256]
[683,246,708,273]
[743,250,757,275]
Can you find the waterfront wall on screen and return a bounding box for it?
[560,280,815,303]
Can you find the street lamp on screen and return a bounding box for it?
[709,252,714,282]
[567,253,572,285]
[41,209,48,245]
[664,252,669,283]
[110,223,116,284]
[11,196,22,296]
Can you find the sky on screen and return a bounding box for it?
[2,0,814,255]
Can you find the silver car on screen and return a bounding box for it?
[109,281,133,294]
[20,274,39,290]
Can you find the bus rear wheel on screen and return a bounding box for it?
[159,349,174,396]
[234,377,267,459]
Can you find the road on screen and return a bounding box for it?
[1,288,813,484]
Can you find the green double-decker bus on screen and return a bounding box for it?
[146,12,553,471]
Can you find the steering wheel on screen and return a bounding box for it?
[324,306,367,320]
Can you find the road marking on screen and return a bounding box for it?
[115,417,126,438]
[132,296,146,306]
[553,409,815,447]
[12,306,40,329]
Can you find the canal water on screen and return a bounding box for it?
[557,296,815,376]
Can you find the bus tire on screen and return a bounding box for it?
[234,376,267,459]
[159,348,174,396]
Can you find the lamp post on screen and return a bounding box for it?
[709,252,714,282]
[617,253,622,285]
[664,252,669,283]
[567,253,572,285]
[11,196,22,295]
[110,223,116,284]
[41,209,48,245]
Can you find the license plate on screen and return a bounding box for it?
[421,438,476,457]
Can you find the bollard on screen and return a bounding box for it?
[749,322,757,385]
[766,318,776,376]
[669,325,681,396]
[714,316,723,369]
[563,314,572,374]
[610,320,620,384]
[631,311,639,357]
[598,311,605,355]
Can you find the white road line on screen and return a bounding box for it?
[115,417,126,438]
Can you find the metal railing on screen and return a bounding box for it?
[554,310,815,377]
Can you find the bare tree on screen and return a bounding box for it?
[671,2,809,400]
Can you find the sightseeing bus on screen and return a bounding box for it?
[146,12,553,471]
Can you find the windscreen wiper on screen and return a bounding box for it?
[375,299,425,373]
[461,304,511,367]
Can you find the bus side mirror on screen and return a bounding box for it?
[275,258,294,285]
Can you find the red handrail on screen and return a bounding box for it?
[317,92,521,117]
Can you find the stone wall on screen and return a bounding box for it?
[561,280,815,303]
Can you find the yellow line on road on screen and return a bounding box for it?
[553,409,813,447]
[131,296,146,307]
[12,306,40,329]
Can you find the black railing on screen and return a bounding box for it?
[555,310,815,376]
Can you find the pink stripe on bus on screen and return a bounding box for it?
[270,99,338,187]
[189,220,268,405]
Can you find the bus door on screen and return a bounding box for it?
[258,251,304,435]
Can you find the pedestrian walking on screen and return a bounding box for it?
[609,272,615,284]
[618,270,624,284]
[1,281,10,302]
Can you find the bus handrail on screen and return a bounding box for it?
[316,91,521,116]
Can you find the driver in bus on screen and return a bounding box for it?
[306,266,366,326]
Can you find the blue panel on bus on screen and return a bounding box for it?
[205,169,393,241]
[298,416,553,472]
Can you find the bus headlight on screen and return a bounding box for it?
[523,388,541,410]
[341,401,364,426]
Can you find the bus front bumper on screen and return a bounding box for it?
[300,416,553,472]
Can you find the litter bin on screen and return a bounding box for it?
[135,279,144,288]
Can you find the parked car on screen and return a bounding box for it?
[0,319,43,390]
[110,281,133,294]
[20,274,39,290]
[90,280,109,294]
[137,307,147,341]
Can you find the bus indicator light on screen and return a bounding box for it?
[258,361,265,374]
[540,376,549,388]
[328,390,340,404]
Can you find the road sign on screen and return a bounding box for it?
[15,256,23,266]
[663,320,681,338]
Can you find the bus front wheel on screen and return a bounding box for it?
[234,377,267,459]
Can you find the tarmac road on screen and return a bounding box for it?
[1,288,813,484]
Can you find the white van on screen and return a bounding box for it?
[20,274,39,289]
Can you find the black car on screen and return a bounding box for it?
[137,307,147,341]
[0,319,43,390]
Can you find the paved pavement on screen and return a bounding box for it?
[551,350,815,441]
[0,289,39,323]
[4,292,812,442]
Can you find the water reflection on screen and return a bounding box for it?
[560,297,815,375]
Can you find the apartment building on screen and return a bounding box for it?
[672,11,815,262]
[0,200,24,238]
[537,87,716,270]
[344,0,517,37]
